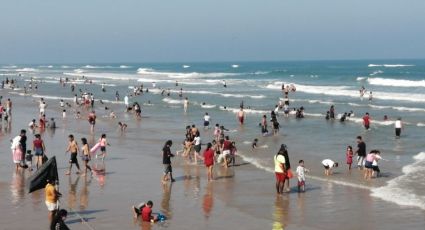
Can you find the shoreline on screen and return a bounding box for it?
[0,89,424,230]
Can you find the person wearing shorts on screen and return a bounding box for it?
[65,135,81,175]
[33,134,46,169]
[45,180,60,221]
[355,136,367,169]
[162,140,175,183]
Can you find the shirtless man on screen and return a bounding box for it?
[65,134,81,175]
[237,107,245,125]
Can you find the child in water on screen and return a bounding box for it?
[296,160,309,192]
[346,146,354,170]
[252,138,258,149]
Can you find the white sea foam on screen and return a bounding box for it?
[368,64,414,68]
[200,104,216,109]
[39,65,53,68]
[356,77,367,81]
[162,98,183,104]
[219,106,268,114]
[61,65,72,69]
[31,94,74,101]
[417,123,425,127]
[137,67,240,79]
[182,65,190,69]
[369,70,383,76]
[16,68,38,72]
[82,65,114,69]
[2,65,17,68]
[73,69,85,74]
[231,64,239,68]
[120,65,131,68]
[266,82,425,102]
[367,77,425,87]
[371,152,425,210]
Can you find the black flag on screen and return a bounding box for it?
[28,156,59,193]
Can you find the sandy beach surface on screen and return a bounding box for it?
[0,92,424,230]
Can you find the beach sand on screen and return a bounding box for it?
[0,94,424,230]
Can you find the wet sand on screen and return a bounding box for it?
[0,94,424,230]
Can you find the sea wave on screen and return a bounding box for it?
[120,65,131,68]
[266,82,425,102]
[16,68,38,72]
[368,64,414,68]
[367,77,425,87]
[371,152,425,210]
[347,103,425,113]
[137,67,240,79]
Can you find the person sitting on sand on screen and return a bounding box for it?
[132,200,158,222]
[322,159,338,176]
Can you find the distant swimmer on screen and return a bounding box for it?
[369,91,373,101]
[237,107,245,125]
[222,80,227,88]
[359,86,366,99]
[340,113,347,122]
[329,105,335,119]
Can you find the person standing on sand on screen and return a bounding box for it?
[65,134,81,175]
[237,107,245,125]
[281,145,292,192]
[33,134,46,170]
[162,140,175,183]
[355,136,366,170]
[45,180,60,222]
[11,133,23,171]
[80,138,92,176]
[184,97,189,113]
[274,145,287,194]
[395,117,403,138]
[204,143,214,181]
[88,110,96,132]
[362,112,371,130]
[346,145,354,171]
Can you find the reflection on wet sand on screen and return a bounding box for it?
[202,183,214,219]
[79,176,91,211]
[161,183,172,220]
[92,161,106,188]
[10,170,25,205]
[183,164,201,200]
[67,175,80,210]
[272,196,290,230]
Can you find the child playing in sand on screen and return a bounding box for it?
[322,159,338,176]
[346,145,354,170]
[296,160,309,192]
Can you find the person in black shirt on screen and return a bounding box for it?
[19,129,27,167]
[355,136,366,169]
[50,209,70,230]
[162,140,175,183]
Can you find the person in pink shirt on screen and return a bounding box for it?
[364,150,376,180]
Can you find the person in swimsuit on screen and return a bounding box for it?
[88,111,96,132]
[237,107,245,125]
[65,134,81,175]
[80,137,92,176]
[33,134,46,170]
[97,134,109,161]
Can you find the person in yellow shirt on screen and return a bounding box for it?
[45,180,61,221]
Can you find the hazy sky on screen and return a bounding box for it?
[1,0,424,63]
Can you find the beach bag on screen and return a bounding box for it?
[286,169,293,179]
[42,154,49,164]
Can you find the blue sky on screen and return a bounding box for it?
[1,0,424,63]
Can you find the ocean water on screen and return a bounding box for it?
[1,60,425,211]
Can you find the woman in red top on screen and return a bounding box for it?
[203,143,214,181]
[33,134,46,169]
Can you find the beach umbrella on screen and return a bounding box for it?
[28,156,59,193]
